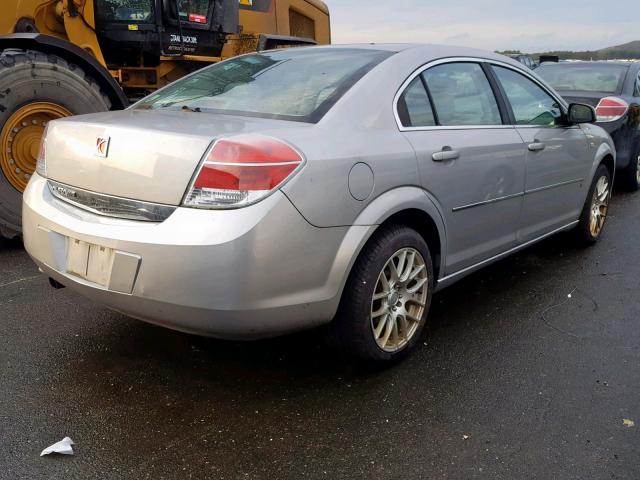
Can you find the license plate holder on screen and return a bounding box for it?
[66,238,114,287]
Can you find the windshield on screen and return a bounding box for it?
[536,64,628,94]
[96,0,154,22]
[135,48,394,123]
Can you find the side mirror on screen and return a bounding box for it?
[568,103,596,124]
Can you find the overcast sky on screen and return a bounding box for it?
[323,0,637,53]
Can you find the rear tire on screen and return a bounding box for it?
[328,225,434,364]
[619,147,640,192]
[0,49,111,236]
[574,164,612,245]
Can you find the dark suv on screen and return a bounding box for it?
[537,61,640,190]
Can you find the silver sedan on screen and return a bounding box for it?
[23,44,615,363]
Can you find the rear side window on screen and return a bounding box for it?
[493,66,562,126]
[397,77,436,127]
[135,48,394,123]
[422,63,502,126]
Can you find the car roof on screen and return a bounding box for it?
[303,43,422,52]
[307,43,523,64]
[537,60,634,68]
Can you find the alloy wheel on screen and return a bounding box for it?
[589,175,610,237]
[0,102,72,192]
[370,248,429,352]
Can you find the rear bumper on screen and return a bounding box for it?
[22,174,371,339]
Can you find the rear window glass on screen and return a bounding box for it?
[536,64,628,94]
[135,48,394,123]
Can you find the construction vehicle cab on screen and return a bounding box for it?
[95,0,238,60]
[0,0,330,237]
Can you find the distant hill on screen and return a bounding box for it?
[600,40,640,53]
[498,41,640,61]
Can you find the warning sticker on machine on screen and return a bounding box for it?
[239,0,253,5]
[188,13,207,23]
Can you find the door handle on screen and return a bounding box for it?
[528,142,546,152]
[432,148,460,162]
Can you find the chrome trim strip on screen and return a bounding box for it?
[400,125,514,132]
[451,178,584,212]
[203,161,302,167]
[393,56,569,132]
[452,191,524,212]
[525,178,584,195]
[48,180,177,222]
[437,221,579,286]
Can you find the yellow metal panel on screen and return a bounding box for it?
[63,0,107,67]
[2,1,107,67]
[280,0,331,44]
[0,0,61,35]
[239,0,330,44]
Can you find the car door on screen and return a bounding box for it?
[397,61,527,275]
[490,65,592,243]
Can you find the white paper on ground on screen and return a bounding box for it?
[40,437,75,457]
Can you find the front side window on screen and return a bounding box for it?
[635,73,640,97]
[136,48,393,123]
[493,66,562,126]
[397,77,436,128]
[422,63,502,126]
[96,0,154,22]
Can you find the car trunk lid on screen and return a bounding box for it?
[45,110,306,206]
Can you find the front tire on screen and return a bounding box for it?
[574,164,612,245]
[0,49,111,236]
[329,225,434,364]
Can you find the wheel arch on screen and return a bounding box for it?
[599,153,615,178]
[325,187,447,333]
[376,209,443,280]
[351,187,447,281]
[591,141,616,186]
[0,33,128,110]
[574,142,616,223]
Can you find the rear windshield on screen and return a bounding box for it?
[135,48,394,123]
[536,63,628,94]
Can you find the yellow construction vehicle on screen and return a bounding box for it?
[0,0,330,237]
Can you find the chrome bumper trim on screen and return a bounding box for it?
[47,180,176,222]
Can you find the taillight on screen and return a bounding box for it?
[183,135,304,208]
[36,125,49,178]
[595,97,629,123]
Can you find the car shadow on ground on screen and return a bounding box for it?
[0,234,23,250]
[7,203,627,475]
[60,227,590,390]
